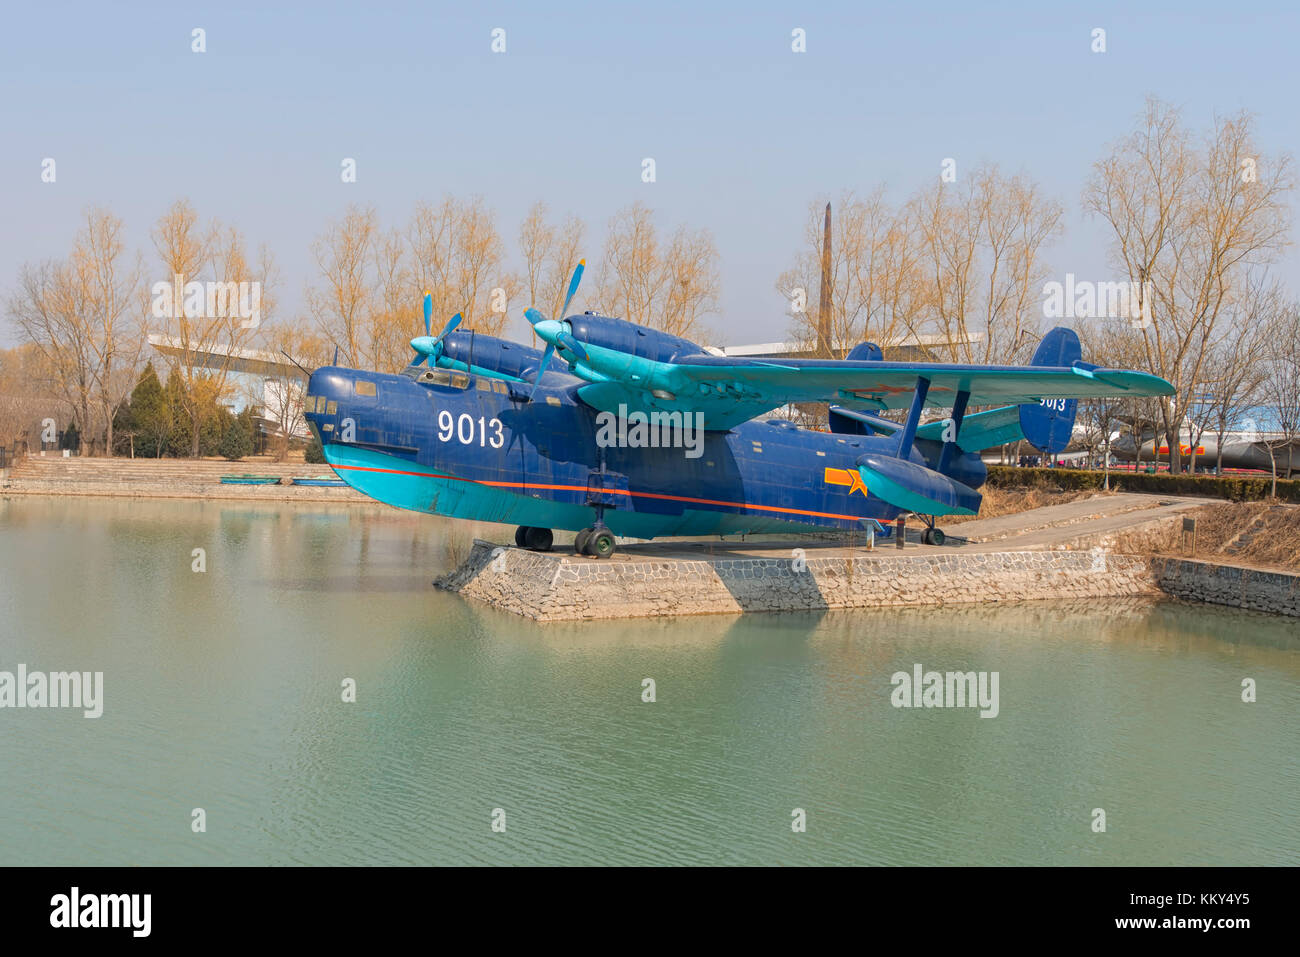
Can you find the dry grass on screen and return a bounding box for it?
[443,527,477,568]
[1147,501,1300,572]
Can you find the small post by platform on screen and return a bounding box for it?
[1183,516,1197,556]
[895,515,906,549]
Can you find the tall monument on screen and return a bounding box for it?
[816,202,833,358]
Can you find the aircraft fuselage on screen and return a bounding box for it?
[304,362,983,539]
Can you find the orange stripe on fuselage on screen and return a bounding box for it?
[330,463,867,523]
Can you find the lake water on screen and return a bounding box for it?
[0,495,1296,866]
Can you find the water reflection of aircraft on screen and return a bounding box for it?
[304,264,1174,558]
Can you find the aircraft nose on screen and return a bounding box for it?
[307,368,349,411]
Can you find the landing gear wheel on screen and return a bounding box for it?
[574,527,593,556]
[523,526,553,552]
[514,526,529,547]
[588,529,617,559]
[922,527,945,546]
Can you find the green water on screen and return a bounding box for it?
[0,495,1296,866]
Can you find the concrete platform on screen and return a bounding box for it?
[436,541,1159,620]
[434,494,1211,621]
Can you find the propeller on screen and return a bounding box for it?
[525,261,588,400]
[410,291,462,366]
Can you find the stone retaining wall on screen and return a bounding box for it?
[437,541,1157,621]
[1150,557,1300,617]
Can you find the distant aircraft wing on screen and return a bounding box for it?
[574,351,1174,431]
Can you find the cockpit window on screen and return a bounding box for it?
[411,368,470,390]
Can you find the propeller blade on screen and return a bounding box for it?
[529,343,555,402]
[411,312,462,367]
[558,331,589,363]
[560,260,585,319]
[423,292,432,336]
[524,307,547,327]
[440,312,462,340]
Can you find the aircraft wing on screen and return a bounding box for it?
[573,350,1174,431]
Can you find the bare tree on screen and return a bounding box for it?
[1259,302,1300,493]
[913,166,1064,364]
[150,200,264,456]
[777,189,928,357]
[308,205,377,369]
[594,202,719,339]
[259,322,330,459]
[520,201,587,330]
[8,208,143,455]
[1084,97,1294,472]
[1187,277,1273,474]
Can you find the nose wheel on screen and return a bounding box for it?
[514,526,553,551]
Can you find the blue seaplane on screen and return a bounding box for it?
[304,263,1174,558]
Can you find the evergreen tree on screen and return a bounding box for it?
[163,372,193,457]
[122,362,168,457]
[218,413,253,461]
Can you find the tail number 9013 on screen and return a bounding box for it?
[1040,398,1070,413]
[438,410,505,448]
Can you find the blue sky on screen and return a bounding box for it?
[3,0,1298,349]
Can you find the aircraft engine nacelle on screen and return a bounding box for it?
[566,314,705,364]
[438,331,541,381]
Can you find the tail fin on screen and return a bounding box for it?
[1018,327,1080,454]
[845,341,883,361]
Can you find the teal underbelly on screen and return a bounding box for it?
[323,445,845,539]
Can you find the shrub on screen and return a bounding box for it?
[985,466,1300,503]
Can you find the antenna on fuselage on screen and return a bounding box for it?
[280,349,311,379]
